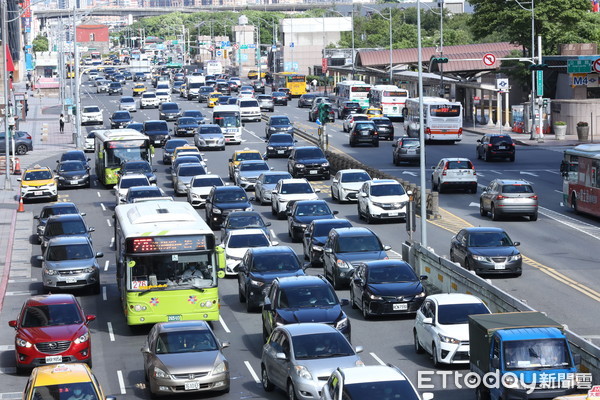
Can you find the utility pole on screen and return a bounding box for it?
[537,34,544,142]
[439,0,444,97]
[73,5,82,149]
[2,0,12,187]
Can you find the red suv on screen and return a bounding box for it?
[9,294,96,374]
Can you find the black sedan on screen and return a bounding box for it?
[287,200,338,242]
[302,218,352,267]
[205,186,253,230]
[266,133,296,158]
[349,260,427,319]
[174,117,200,137]
[338,101,362,119]
[182,110,206,125]
[55,160,90,189]
[271,91,288,106]
[119,160,157,185]
[449,227,522,276]
[109,110,132,129]
[297,93,316,108]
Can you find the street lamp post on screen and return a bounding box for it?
[1,0,11,186]
[438,0,444,97]
[364,6,393,84]
[417,0,427,246]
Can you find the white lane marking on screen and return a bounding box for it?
[97,191,101,197]
[554,190,563,194]
[107,219,112,227]
[219,316,231,333]
[243,127,265,142]
[546,169,560,175]
[0,391,20,397]
[6,291,37,296]
[490,170,502,175]
[370,352,386,365]
[520,171,538,177]
[100,203,106,211]
[0,345,15,351]
[117,370,126,394]
[107,322,115,341]
[402,171,417,176]
[102,285,107,300]
[110,237,115,248]
[270,229,276,239]
[539,206,600,241]
[0,368,16,375]
[469,202,479,207]
[244,361,261,383]
[104,260,109,271]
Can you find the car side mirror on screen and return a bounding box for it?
[153,169,157,172]
[513,242,520,246]
[96,252,104,258]
[420,275,428,281]
[431,166,436,170]
[263,300,272,311]
[106,396,117,400]
[237,265,247,272]
[228,158,233,162]
[477,139,481,143]
[286,210,292,216]
[34,215,40,220]
[333,210,339,215]
[271,241,279,246]
[383,245,391,251]
[332,178,338,183]
[8,320,17,328]
[355,346,364,354]
[265,222,272,227]
[392,143,397,148]
[221,341,230,349]
[422,317,434,325]
[86,315,96,323]
[36,255,44,261]
[271,190,278,194]
[340,299,349,306]
[16,178,21,182]
[275,352,287,360]
[302,262,311,270]
[81,212,86,216]
[360,192,368,197]
[324,248,333,254]
[315,189,320,193]
[88,227,95,232]
[140,345,150,353]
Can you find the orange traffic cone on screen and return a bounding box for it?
[13,158,21,175]
[17,196,25,212]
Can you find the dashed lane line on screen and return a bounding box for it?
[104,260,109,271]
[102,286,107,301]
[117,370,126,394]
[244,361,260,383]
[107,322,115,341]
[370,352,386,365]
[219,316,231,333]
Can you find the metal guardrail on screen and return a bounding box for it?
[402,241,600,382]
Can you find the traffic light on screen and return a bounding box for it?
[433,57,449,63]
[318,103,331,124]
[223,50,228,59]
[528,64,548,71]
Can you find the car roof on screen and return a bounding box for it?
[338,169,368,174]
[270,115,289,119]
[47,236,92,246]
[214,185,246,192]
[441,157,472,162]
[41,202,78,210]
[294,200,327,206]
[31,364,94,386]
[294,146,321,151]
[362,260,410,269]
[369,179,401,186]
[226,210,261,218]
[464,226,507,233]
[276,275,328,288]
[339,365,406,384]
[47,214,85,222]
[333,227,375,237]
[491,179,533,185]
[234,149,261,155]
[281,323,339,336]
[227,228,267,237]
[371,117,391,122]
[311,218,350,226]
[251,245,295,255]
[128,185,160,192]
[426,293,485,306]
[25,293,78,306]
[280,178,310,185]
[350,114,369,118]
[121,173,149,180]
[239,159,268,165]
[155,320,211,333]
[192,174,221,180]
[58,159,86,165]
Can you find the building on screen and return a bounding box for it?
[75,21,110,54]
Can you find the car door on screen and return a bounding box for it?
[479,135,489,157]
[331,171,341,199]
[322,231,337,279]
[481,181,497,212]
[270,332,292,388]
[350,264,365,307]
[432,159,444,183]
[302,223,313,259]
[419,300,437,354]
[238,251,251,298]
[262,284,278,336]
[452,230,468,267]
[357,182,369,214]
[287,150,296,174]
[206,187,215,220]
[143,324,159,375]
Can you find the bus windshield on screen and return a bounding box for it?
[214,114,240,128]
[105,141,150,167]
[127,253,216,290]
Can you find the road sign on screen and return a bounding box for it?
[240,45,248,49]
[588,386,600,397]
[568,59,592,74]
[208,45,214,51]
[593,58,600,73]
[233,43,239,50]
[496,78,509,91]
[482,53,496,66]
[536,71,544,96]
[248,44,256,49]
[221,41,230,47]
[272,45,277,50]
[216,50,223,57]
[290,42,295,48]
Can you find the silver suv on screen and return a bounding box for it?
[480,179,538,221]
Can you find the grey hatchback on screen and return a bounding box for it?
[480,179,538,221]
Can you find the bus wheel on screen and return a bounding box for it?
[571,193,579,213]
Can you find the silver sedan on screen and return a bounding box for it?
[142,320,230,396]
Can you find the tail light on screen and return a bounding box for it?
[458,128,463,135]
[425,128,431,135]
[488,143,493,147]
[496,194,506,200]
[529,195,538,200]
[511,143,516,147]
[442,164,448,176]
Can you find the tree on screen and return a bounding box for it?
[32,35,49,52]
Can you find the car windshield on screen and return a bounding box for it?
[46,243,94,261]
[161,104,179,111]
[84,107,100,113]
[129,188,162,199]
[251,253,300,272]
[215,190,247,203]
[31,382,99,400]
[58,162,86,172]
[177,118,197,125]
[502,184,534,194]
[437,303,490,325]
[490,136,513,144]
[269,135,293,144]
[41,205,78,218]
[337,235,381,253]
[156,331,218,354]
[214,115,239,128]
[228,233,269,248]
[313,221,351,237]
[343,380,420,400]
[21,303,83,327]
[236,152,262,161]
[504,339,572,370]
[353,116,369,122]
[24,170,52,180]
[192,178,223,188]
[226,215,265,229]
[271,117,290,125]
[264,174,290,184]
[280,285,338,308]
[295,148,324,159]
[367,264,417,284]
[240,100,258,107]
[446,160,474,170]
[280,183,313,194]
[179,165,205,176]
[295,203,331,216]
[45,220,87,236]
[121,98,134,103]
[164,140,188,151]
[370,184,405,197]
[467,232,514,247]
[201,126,222,134]
[258,95,272,100]
[144,122,167,132]
[292,332,354,360]
[113,112,130,119]
[183,111,203,118]
[341,172,370,183]
[123,162,151,173]
[355,123,374,131]
[142,93,156,98]
[374,119,391,126]
[240,163,269,172]
[121,177,149,188]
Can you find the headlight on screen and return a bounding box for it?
[336,259,352,269]
[438,334,460,344]
[509,254,522,261]
[74,332,90,344]
[212,361,227,374]
[212,208,221,214]
[44,269,59,276]
[295,163,305,168]
[294,365,312,380]
[82,267,96,273]
[250,279,264,287]
[335,317,348,330]
[240,176,248,181]
[415,291,426,298]
[154,367,171,379]
[472,255,487,261]
[16,338,32,348]
[191,193,200,198]
[245,207,253,211]
[267,146,274,150]
[372,201,386,208]
[368,293,383,300]
[321,162,330,167]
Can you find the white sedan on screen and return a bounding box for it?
[342,114,369,133]
[331,169,371,202]
[114,173,150,204]
[219,228,278,276]
[187,174,226,207]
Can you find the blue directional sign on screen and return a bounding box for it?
[221,41,231,48]
[272,45,277,50]
[290,42,295,48]
[248,44,256,49]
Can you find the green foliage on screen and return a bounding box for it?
[32,35,49,53]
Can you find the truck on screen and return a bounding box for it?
[184,75,206,100]
[469,312,580,400]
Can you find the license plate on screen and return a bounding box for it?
[34,191,43,196]
[393,303,408,311]
[309,170,318,175]
[154,140,161,144]
[494,264,506,270]
[70,180,78,185]
[277,150,284,154]
[388,212,398,216]
[498,146,507,150]
[65,277,77,283]
[168,315,182,321]
[45,356,62,363]
[184,382,200,390]
[408,149,416,153]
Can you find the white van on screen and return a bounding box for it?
[237,99,261,122]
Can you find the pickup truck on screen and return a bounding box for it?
[469,311,580,400]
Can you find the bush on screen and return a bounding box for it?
[554,121,566,126]
[577,121,589,127]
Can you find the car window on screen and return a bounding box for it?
[228,233,269,248]
[295,203,331,216]
[437,303,490,325]
[370,184,405,196]
[46,220,87,236]
[468,232,514,247]
[192,178,223,188]
[264,174,290,184]
[313,221,351,237]
[41,205,78,218]
[155,331,218,354]
[501,184,534,194]
[271,117,290,125]
[251,253,300,272]
[24,170,52,180]
[367,264,417,283]
[340,172,370,183]
[446,160,474,170]
[235,152,262,161]
[58,162,86,172]
[214,190,247,202]
[281,183,313,194]
[490,135,513,144]
[281,285,337,308]
[178,165,205,176]
[295,148,325,159]
[240,163,269,172]
[46,243,93,261]
[291,332,354,360]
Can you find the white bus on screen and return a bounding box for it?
[369,85,409,120]
[114,201,225,325]
[213,105,242,144]
[205,60,223,76]
[403,97,463,142]
[334,80,372,109]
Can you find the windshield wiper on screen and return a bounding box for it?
[139,285,169,296]
[315,352,351,358]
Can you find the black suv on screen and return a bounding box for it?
[205,186,253,229]
[237,246,305,312]
[287,146,330,179]
[265,115,294,139]
[262,275,350,342]
[371,117,394,141]
[107,82,123,95]
[158,102,182,121]
[142,120,170,147]
[476,133,516,162]
[338,101,362,119]
[349,121,379,147]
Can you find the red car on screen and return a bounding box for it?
[8,294,96,374]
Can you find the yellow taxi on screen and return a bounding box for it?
[18,165,58,202]
[227,148,264,180]
[23,363,114,400]
[171,145,202,165]
[365,107,384,119]
[247,70,267,80]
[132,83,146,96]
[207,92,222,108]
